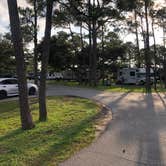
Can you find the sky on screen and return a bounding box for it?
[0,0,165,48]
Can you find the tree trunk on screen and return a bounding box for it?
[144,1,151,92]
[151,17,157,90]
[162,21,166,88]
[101,25,105,85]
[164,59,166,88]
[7,0,34,129]
[88,0,93,86]
[91,0,97,87]
[33,0,38,86]
[92,26,97,87]
[140,15,146,48]
[134,10,141,68]
[80,22,86,84]
[68,23,80,83]
[39,0,53,121]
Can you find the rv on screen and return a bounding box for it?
[47,72,63,80]
[117,68,154,85]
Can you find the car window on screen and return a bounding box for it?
[1,79,18,85]
[130,71,135,76]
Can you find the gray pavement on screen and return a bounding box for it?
[47,85,166,166]
[1,85,166,165]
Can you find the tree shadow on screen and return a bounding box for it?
[136,93,163,165]
[71,91,166,165]
[29,112,101,166]
[156,92,166,110]
[0,100,103,165]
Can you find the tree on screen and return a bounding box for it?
[156,7,166,88]
[19,2,38,85]
[0,36,16,75]
[38,32,73,71]
[7,0,34,129]
[117,0,153,92]
[143,0,152,92]
[39,0,54,121]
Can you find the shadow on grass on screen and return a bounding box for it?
[0,98,102,165]
[31,115,97,166]
[156,92,166,110]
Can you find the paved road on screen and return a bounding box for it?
[1,85,166,165]
[47,85,166,166]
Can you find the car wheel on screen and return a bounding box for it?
[0,90,7,99]
[29,87,36,96]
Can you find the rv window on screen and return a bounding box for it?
[119,72,122,76]
[130,71,135,76]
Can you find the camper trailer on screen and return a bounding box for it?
[117,68,154,85]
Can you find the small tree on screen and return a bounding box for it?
[7,0,34,129]
[39,0,54,121]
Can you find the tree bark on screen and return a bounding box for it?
[39,0,53,121]
[7,0,34,129]
[92,26,97,86]
[91,0,97,87]
[101,25,105,85]
[144,1,151,92]
[88,0,93,86]
[33,0,38,86]
[151,17,157,90]
[161,20,166,88]
[134,10,141,68]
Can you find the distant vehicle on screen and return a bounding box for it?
[47,72,63,80]
[117,68,154,85]
[0,78,38,99]
[62,70,77,80]
[27,73,40,80]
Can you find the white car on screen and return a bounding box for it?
[0,78,38,99]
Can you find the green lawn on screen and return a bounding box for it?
[0,97,100,166]
[47,80,166,93]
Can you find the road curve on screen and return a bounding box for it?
[47,85,166,166]
[2,85,166,166]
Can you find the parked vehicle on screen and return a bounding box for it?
[0,78,38,99]
[47,72,63,80]
[117,68,154,85]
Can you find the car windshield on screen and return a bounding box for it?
[1,79,18,85]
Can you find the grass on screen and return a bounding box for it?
[47,80,166,93]
[0,96,100,166]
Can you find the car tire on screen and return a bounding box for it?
[29,87,36,96]
[0,90,7,99]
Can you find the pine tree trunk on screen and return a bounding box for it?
[144,1,151,92]
[101,25,105,85]
[88,0,93,86]
[33,0,38,86]
[134,10,141,68]
[39,0,53,121]
[152,17,157,90]
[91,0,97,87]
[7,0,34,129]
[162,22,166,88]
[92,26,97,87]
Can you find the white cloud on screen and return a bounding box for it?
[0,0,31,34]
[0,0,165,48]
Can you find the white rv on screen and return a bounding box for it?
[117,68,154,85]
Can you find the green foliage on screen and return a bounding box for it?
[19,7,35,44]
[0,36,16,75]
[0,97,99,165]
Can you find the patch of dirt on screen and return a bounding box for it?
[93,104,112,138]
[0,146,10,154]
